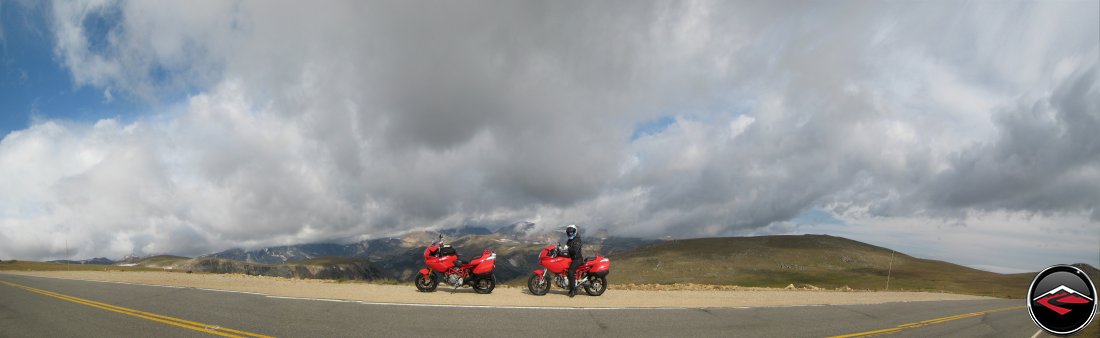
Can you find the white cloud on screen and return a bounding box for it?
[0,1,1096,271]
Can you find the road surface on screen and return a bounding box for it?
[0,273,1045,337]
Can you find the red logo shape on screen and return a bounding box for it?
[1033,285,1095,316]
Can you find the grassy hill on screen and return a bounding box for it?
[129,256,385,280]
[0,260,159,272]
[608,234,1079,298]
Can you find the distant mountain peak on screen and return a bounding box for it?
[48,257,115,265]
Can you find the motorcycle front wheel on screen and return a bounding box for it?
[527,274,550,296]
[415,272,438,292]
[473,274,496,294]
[583,275,607,296]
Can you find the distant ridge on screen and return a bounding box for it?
[111,255,383,280]
[607,234,1068,298]
[38,233,1095,299]
[48,257,115,265]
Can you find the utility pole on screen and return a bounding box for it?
[885,250,894,291]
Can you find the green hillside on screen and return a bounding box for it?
[0,260,158,272]
[608,235,1068,298]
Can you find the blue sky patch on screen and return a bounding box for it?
[629,115,676,141]
[0,2,139,138]
[792,208,846,225]
[80,4,123,57]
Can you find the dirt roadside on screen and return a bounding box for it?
[1,271,992,308]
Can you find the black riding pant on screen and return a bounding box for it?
[567,260,583,292]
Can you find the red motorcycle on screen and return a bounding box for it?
[527,243,610,296]
[416,235,497,293]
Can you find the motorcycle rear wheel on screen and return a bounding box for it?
[583,275,607,296]
[527,274,550,296]
[415,272,438,292]
[472,274,496,294]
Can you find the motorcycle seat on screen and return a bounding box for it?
[584,257,596,262]
[470,254,483,261]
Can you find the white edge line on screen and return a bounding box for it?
[194,287,267,295]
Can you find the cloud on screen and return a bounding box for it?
[0,1,1095,268]
[50,0,234,101]
[918,67,1100,217]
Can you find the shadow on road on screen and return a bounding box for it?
[519,288,595,297]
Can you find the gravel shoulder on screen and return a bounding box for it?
[1,271,992,308]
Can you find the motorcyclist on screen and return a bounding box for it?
[563,224,583,298]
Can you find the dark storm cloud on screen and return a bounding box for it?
[921,67,1100,218]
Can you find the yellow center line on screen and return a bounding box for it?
[828,305,1025,338]
[0,280,274,338]
[27,287,267,338]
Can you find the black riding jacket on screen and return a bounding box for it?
[566,236,583,262]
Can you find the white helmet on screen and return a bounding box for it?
[565,224,578,239]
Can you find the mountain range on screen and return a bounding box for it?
[191,227,654,282]
[43,229,1099,298]
[79,225,649,283]
[47,257,116,265]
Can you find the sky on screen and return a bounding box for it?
[0,1,1096,274]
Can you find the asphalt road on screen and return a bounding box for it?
[0,273,1046,337]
